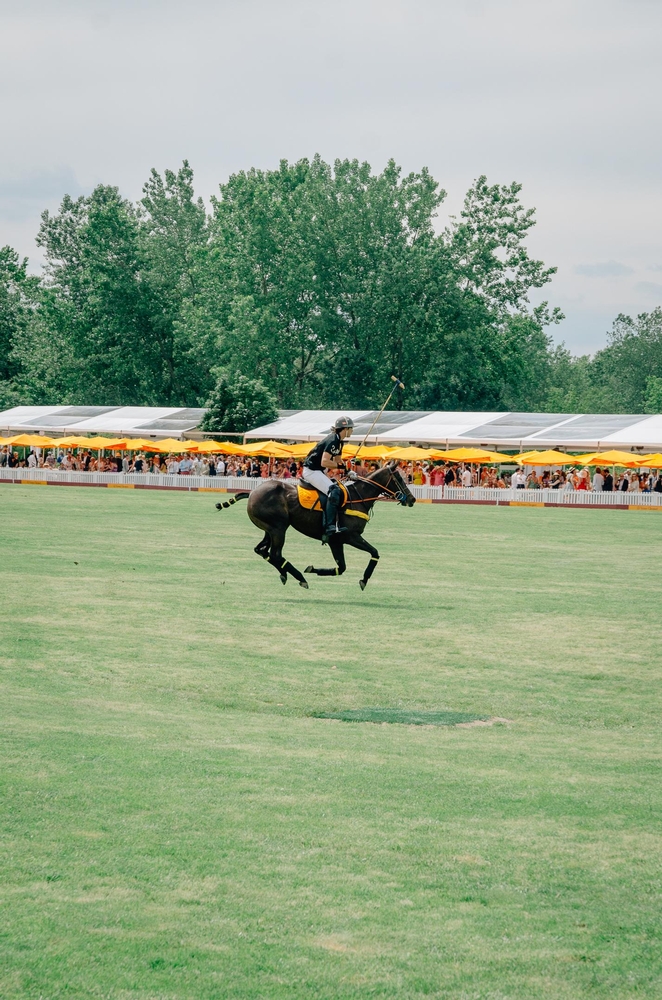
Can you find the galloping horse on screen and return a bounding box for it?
[216,462,416,589]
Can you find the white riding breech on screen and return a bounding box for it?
[302,468,333,494]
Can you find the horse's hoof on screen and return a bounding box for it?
[215,503,223,510]
[280,574,287,585]
[359,579,367,591]
[305,565,314,573]
[299,579,309,589]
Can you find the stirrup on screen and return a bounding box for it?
[324,523,347,537]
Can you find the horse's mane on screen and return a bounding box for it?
[365,464,392,481]
[344,463,398,498]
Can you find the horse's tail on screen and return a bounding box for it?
[215,492,250,511]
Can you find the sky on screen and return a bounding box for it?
[1,0,661,355]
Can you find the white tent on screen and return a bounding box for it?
[245,409,662,451]
[0,405,206,439]
[3,404,662,450]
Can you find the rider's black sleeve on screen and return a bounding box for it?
[304,433,342,471]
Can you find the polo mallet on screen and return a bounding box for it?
[353,375,405,461]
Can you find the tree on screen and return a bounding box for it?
[543,347,600,413]
[644,376,662,414]
[18,165,212,406]
[0,245,39,403]
[22,188,160,403]
[6,155,567,416]
[446,177,563,315]
[200,369,278,434]
[589,309,662,412]
[205,157,442,406]
[201,156,560,411]
[138,161,212,402]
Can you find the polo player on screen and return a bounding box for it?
[302,416,354,537]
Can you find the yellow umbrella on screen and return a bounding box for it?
[189,438,252,455]
[117,438,164,451]
[151,440,190,453]
[636,453,662,467]
[287,440,354,457]
[190,440,227,453]
[277,441,394,459]
[83,436,128,449]
[8,434,56,447]
[220,440,254,455]
[52,436,95,448]
[433,447,483,461]
[326,442,381,457]
[387,446,436,460]
[575,450,641,467]
[239,440,293,457]
[513,450,578,465]
[435,447,512,462]
[473,450,513,463]
[143,438,195,453]
[335,442,359,456]
[275,441,313,458]
[352,445,398,460]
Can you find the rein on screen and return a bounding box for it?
[343,471,410,506]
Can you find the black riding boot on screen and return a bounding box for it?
[323,484,347,537]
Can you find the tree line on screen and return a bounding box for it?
[1,156,660,431]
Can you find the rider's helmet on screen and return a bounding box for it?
[333,416,354,431]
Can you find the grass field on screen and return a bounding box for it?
[1,486,661,999]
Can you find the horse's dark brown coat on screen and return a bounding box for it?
[244,463,415,588]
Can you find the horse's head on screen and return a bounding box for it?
[387,460,417,506]
[368,460,416,506]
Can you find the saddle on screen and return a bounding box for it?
[297,480,349,511]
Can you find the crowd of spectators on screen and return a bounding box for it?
[2,446,662,493]
[0,447,306,479]
[435,463,662,492]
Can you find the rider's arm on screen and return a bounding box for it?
[321,451,341,470]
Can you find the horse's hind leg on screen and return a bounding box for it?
[268,529,309,589]
[344,533,379,590]
[305,538,346,577]
[254,532,270,559]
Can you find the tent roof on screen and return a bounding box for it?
[2,404,662,450]
[0,405,205,439]
[244,409,662,450]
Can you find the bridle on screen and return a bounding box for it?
[346,467,413,507]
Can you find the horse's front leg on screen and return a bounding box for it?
[305,538,346,577]
[344,532,379,590]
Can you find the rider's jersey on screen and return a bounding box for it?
[304,432,343,471]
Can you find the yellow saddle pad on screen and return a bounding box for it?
[297,481,348,511]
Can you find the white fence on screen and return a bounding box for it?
[437,486,662,507]
[0,468,257,492]
[2,466,662,507]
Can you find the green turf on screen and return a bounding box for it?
[310,708,487,726]
[1,486,661,999]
